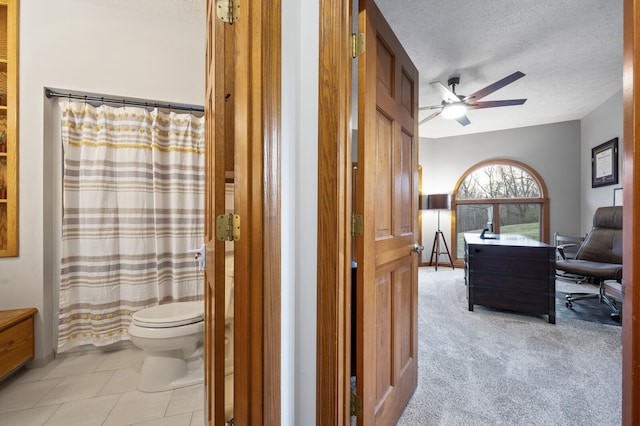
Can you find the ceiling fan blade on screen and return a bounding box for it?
[467,99,527,109]
[455,114,471,126]
[466,71,525,102]
[430,81,461,103]
[419,111,441,125]
[418,104,443,111]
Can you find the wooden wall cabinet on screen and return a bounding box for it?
[0,0,17,257]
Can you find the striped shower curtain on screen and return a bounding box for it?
[58,100,205,352]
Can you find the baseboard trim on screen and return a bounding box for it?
[29,349,55,368]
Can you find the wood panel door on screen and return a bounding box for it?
[355,0,420,424]
[205,1,281,424]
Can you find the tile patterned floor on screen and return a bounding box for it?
[0,344,205,426]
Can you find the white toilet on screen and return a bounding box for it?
[129,256,235,393]
[128,301,205,392]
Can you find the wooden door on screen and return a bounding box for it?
[205,1,281,424]
[355,0,420,424]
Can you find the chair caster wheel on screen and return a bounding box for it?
[611,314,621,322]
[565,301,572,309]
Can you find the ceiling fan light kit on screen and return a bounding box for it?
[441,102,467,119]
[419,71,527,126]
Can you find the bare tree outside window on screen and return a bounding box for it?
[458,165,540,199]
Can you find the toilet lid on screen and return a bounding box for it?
[132,301,204,328]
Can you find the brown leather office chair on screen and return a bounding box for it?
[555,206,622,321]
[554,232,586,283]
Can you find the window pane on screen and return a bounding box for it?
[457,164,541,200]
[456,204,492,258]
[498,203,541,240]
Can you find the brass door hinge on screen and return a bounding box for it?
[350,391,362,417]
[216,0,240,24]
[216,214,240,241]
[352,33,365,58]
[351,214,363,237]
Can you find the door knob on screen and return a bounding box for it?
[412,243,424,254]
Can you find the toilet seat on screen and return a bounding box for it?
[132,301,204,328]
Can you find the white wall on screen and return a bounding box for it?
[294,2,319,424]
[2,0,205,363]
[580,90,623,233]
[282,0,319,424]
[419,120,582,261]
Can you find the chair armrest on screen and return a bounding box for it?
[557,243,578,260]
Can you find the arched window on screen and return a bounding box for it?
[451,159,549,262]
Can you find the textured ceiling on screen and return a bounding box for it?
[376,0,623,138]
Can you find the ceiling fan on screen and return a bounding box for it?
[419,71,527,126]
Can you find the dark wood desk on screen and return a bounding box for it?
[464,233,556,324]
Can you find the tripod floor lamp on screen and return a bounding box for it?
[423,193,454,270]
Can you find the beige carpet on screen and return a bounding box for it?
[396,267,622,425]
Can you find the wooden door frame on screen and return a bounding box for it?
[204,2,229,422]
[205,1,281,424]
[233,1,281,423]
[622,0,640,424]
[318,0,640,424]
[316,0,353,424]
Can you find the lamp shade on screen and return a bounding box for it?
[426,193,451,210]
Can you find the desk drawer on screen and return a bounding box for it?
[0,316,35,378]
[471,272,552,292]
[468,244,551,260]
[469,256,553,279]
[471,287,550,314]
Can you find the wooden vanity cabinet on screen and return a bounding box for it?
[0,308,37,380]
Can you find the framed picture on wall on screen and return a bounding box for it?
[613,187,623,206]
[591,137,618,188]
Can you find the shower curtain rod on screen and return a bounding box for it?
[45,88,204,113]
